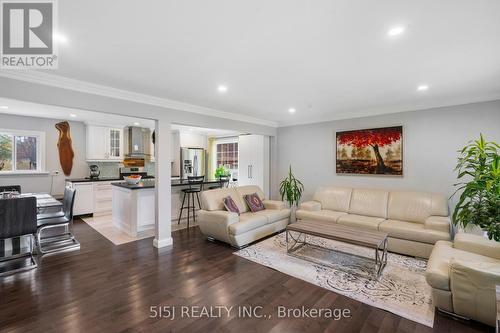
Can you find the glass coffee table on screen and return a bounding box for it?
[286,219,389,277]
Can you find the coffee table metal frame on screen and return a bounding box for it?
[286,223,388,278]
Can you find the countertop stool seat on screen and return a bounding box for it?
[177,176,205,229]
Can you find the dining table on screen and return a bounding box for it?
[0,193,63,257]
[19,193,63,211]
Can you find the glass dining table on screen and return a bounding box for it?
[18,193,63,212]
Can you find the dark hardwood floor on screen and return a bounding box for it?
[0,218,493,333]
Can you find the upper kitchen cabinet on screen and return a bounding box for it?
[238,134,270,197]
[86,125,124,162]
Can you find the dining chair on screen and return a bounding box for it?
[36,187,80,254]
[0,185,22,194]
[0,185,22,258]
[0,196,38,276]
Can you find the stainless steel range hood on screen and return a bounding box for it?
[125,126,151,158]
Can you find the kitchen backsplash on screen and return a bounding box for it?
[144,161,155,176]
[87,161,155,178]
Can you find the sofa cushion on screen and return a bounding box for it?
[348,189,389,218]
[258,209,291,223]
[380,220,450,244]
[201,188,246,212]
[388,191,448,224]
[295,209,346,223]
[313,187,352,212]
[263,200,286,210]
[454,233,500,260]
[236,186,266,213]
[337,214,385,231]
[425,216,451,233]
[223,196,240,214]
[299,201,322,211]
[229,212,268,235]
[426,240,500,291]
[244,193,265,212]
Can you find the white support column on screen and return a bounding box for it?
[153,118,173,248]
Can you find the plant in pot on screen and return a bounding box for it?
[214,166,230,179]
[452,134,500,241]
[279,166,304,222]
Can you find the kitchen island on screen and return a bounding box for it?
[112,180,155,237]
[111,178,230,232]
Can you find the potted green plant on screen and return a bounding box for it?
[214,166,230,179]
[452,134,500,241]
[279,166,304,221]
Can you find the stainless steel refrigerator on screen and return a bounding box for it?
[180,148,206,179]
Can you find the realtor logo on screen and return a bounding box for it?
[1,0,58,68]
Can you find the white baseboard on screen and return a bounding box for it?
[153,237,173,248]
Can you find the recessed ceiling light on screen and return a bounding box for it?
[288,108,296,114]
[217,85,228,93]
[417,84,429,92]
[53,33,68,44]
[387,26,406,37]
[69,113,77,118]
[0,106,8,109]
[133,122,140,126]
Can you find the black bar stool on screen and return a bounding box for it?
[177,176,205,229]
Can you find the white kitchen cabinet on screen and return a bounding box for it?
[86,125,124,162]
[238,135,270,197]
[67,182,94,216]
[93,181,121,216]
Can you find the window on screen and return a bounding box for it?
[216,141,238,171]
[0,129,45,173]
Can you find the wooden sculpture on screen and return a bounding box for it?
[55,121,74,176]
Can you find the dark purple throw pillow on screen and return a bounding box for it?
[223,196,240,214]
[244,193,265,213]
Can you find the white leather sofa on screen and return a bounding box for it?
[426,233,500,326]
[198,185,290,248]
[296,187,452,258]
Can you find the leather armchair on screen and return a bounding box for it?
[426,233,500,326]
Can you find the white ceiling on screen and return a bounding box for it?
[6,1,500,126]
[0,98,243,137]
[0,98,155,128]
[171,124,242,137]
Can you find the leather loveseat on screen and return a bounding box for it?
[426,233,500,326]
[198,185,290,247]
[296,187,452,258]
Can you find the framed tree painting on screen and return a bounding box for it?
[336,126,403,175]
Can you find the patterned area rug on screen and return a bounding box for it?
[235,232,434,327]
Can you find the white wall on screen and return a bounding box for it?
[276,100,500,209]
[0,114,88,195]
[179,131,208,149]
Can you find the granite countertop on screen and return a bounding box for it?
[171,178,228,187]
[67,176,155,183]
[111,180,156,190]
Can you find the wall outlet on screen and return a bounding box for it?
[51,171,61,176]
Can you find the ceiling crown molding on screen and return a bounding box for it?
[0,70,278,128]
